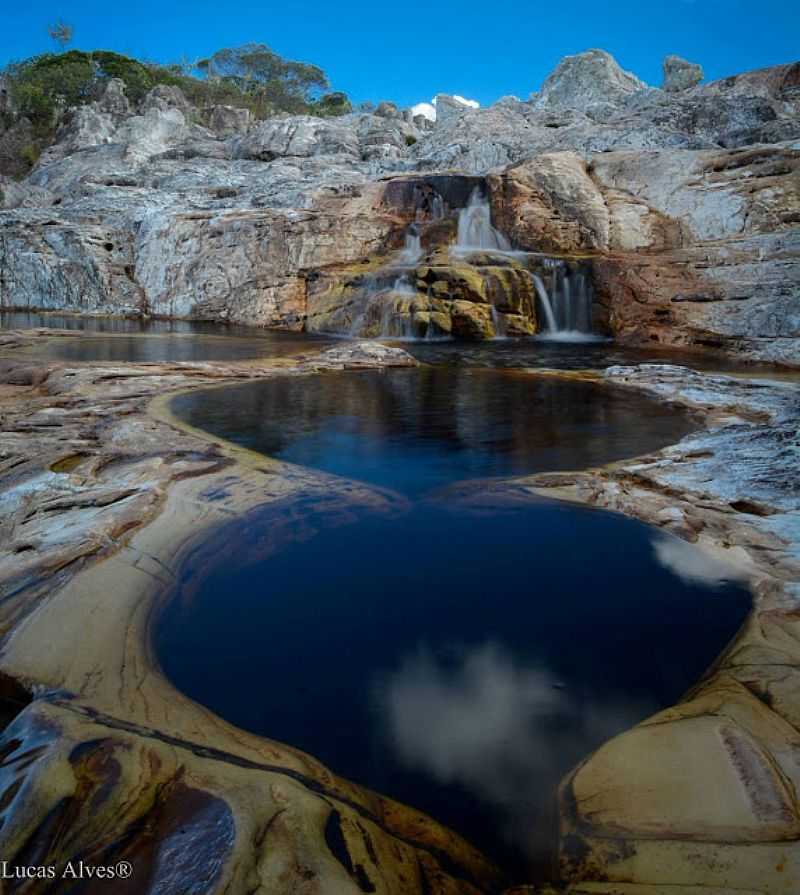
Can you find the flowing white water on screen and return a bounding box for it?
[532,275,558,332]
[455,189,512,252]
[490,305,508,339]
[430,194,446,221]
[397,226,422,265]
[533,263,601,342]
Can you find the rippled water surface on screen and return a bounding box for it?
[159,369,752,878]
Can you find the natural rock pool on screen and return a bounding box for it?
[157,368,752,878]
[2,310,780,373]
[1,311,333,362]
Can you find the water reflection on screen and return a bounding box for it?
[406,337,780,374]
[378,642,645,860]
[156,492,752,877]
[172,368,697,495]
[652,533,750,586]
[1,310,222,334]
[34,333,330,364]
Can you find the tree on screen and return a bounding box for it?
[196,44,330,114]
[47,21,73,52]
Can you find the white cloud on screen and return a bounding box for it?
[410,102,436,121]
[410,95,480,122]
[451,94,480,109]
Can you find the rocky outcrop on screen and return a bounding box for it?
[434,93,476,125]
[530,48,647,114]
[412,59,800,172]
[0,53,798,361]
[662,54,704,92]
[489,143,800,363]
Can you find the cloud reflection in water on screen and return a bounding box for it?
[376,642,645,857]
[652,533,749,587]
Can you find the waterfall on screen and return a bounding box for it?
[454,188,512,252]
[430,194,446,221]
[533,262,597,341]
[532,275,558,332]
[397,225,422,265]
[391,273,417,295]
[490,305,508,339]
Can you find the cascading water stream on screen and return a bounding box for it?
[333,182,599,342]
[532,260,598,341]
[397,225,422,266]
[454,188,512,252]
[532,275,558,333]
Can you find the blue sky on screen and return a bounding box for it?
[1,1,798,107]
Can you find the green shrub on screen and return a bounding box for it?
[3,50,159,137]
[312,91,352,117]
[91,51,156,103]
[20,142,41,167]
[0,44,354,175]
[405,134,418,146]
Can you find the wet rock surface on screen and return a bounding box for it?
[0,328,797,893]
[0,331,501,895]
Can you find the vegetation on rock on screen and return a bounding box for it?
[0,43,352,176]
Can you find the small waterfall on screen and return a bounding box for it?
[532,275,558,332]
[397,224,422,265]
[391,272,417,295]
[533,261,597,340]
[430,194,446,221]
[490,305,507,339]
[455,188,512,252]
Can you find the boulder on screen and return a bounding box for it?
[434,94,474,125]
[488,152,611,253]
[37,105,118,165]
[202,104,251,137]
[232,114,361,160]
[531,48,647,112]
[662,54,704,92]
[141,83,191,114]
[374,100,402,119]
[96,78,131,117]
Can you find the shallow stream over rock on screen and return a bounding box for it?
[157,368,752,878]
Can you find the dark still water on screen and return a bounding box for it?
[34,332,331,364]
[1,310,214,333]
[159,368,752,878]
[170,368,697,495]
[406,336,780,374]
[2,310,332,363]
